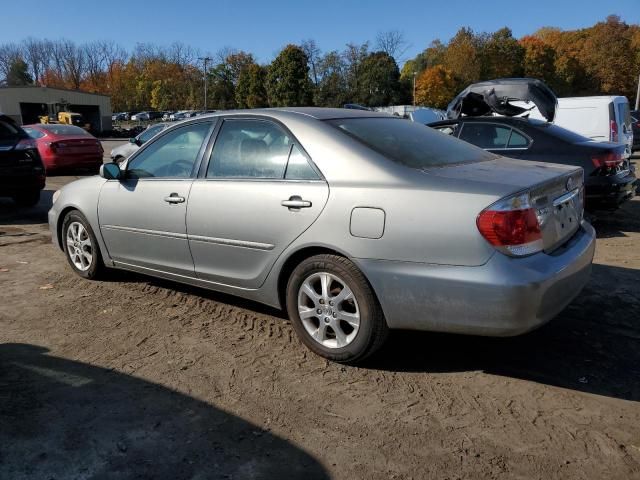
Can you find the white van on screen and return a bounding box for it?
[530,96,634,157]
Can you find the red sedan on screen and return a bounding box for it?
[23,124,104,174]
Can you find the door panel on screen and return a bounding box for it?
[97,121,213,275]
[187,180,329,288]
[98,179,194,275]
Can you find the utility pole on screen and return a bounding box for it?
[413,72,417,106]
[198,57,212,111]
[635,72,640,111]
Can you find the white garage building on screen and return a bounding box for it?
[0,86,112,132]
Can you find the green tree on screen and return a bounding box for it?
[356,51,402,107]
[481,28,524,79]
[236,63,268,108]
[6,58,33,86]
[208,63,237,109]
[314,51,348,107]
[443,27,484,88]
[266,44,313,107]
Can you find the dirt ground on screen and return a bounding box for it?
[1,145,639,479]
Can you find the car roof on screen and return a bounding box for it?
[195,107,393,121]
[428,116,537,127]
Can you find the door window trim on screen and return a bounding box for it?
[197,115,325,183]
[457,121,533,151]
[120,119,217,181]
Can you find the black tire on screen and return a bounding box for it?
[12,189,40,207]
[286,254,388,364]
[61,210,105,280]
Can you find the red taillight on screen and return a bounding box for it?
[610,120,618,142]
[591,151,623,168]
[477,193,543,257]
[14,138,37,150]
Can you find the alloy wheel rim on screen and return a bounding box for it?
[297,272,360,349]
[66,222,93,272]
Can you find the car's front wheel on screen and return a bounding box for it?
[62,211,105,279]
[286,254,388,364]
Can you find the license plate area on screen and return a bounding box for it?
[552,189,581,239]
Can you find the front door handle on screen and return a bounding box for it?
[164,193,185,204]
[281,196,312,209]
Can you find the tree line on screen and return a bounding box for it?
[0,15,638,112]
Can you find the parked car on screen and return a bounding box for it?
[443,78,637,210]
[169,111,189,121]
[529,95,634,158]
[148,111,164,120]
[631,110,640,151]
[429,117,637,210]
[408,107,446,124]
[110,123,171,163]
[49,108,595,363]
[23,124,103,174]
[0,114,45,206]
[162,111,175,122]
[112,112,127,122]
[131,112,150,122]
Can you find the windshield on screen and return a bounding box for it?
[39,125,91,136]
[326,117,494,169]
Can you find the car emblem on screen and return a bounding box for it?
[566,177,574,191]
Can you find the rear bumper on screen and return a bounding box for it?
[356,222,596,336]
[0,174,45,196]
[585,172,637,209]
[44,154,103,170]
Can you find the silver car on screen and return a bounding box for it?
[48,108,595,363]
[110,123,171,163]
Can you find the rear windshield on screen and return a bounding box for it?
[326,117,494,169]
[39,124,91,136]
[527,118,592,143]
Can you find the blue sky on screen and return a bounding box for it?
[1,0,638,63]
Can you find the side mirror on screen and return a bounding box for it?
[100,163,121,180]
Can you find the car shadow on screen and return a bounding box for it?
[365,263,640,402]
[0,189,54,226]
[0,343,329,479]
[591,196,640,238]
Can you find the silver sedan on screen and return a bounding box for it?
[48,108,595,363]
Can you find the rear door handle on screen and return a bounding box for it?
[164,193,185,204]
[281,196,312,209]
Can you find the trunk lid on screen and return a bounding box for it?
[447,78,558,122]
[429,157,583,253]
[52,136,103,155]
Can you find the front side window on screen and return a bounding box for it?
[459,123,511,149]
[207,119,292,179]
[127,122,211,179]
[327,117,493,169]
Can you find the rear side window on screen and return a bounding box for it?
[616,102,631,128]
[508,130,529,147]
[285,145,319,180]
[327,117,493,169]
[459,123,511,149]
[207,119,292,179]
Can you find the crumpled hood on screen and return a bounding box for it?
[446,78,558,122]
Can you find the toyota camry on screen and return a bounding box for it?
[48,108,595,363]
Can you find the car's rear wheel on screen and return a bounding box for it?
[62,211,105,280]
[286,254,388,364]
[12,189,40,207]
